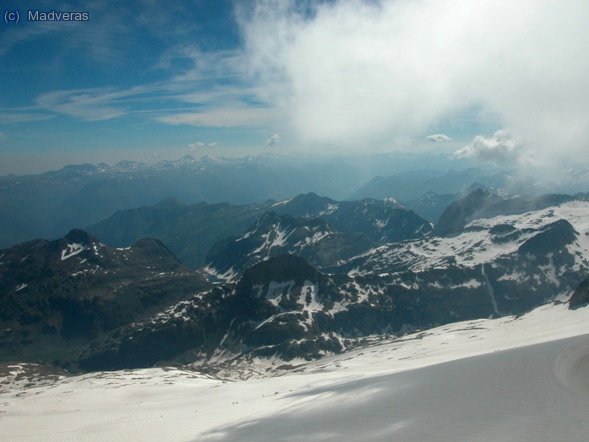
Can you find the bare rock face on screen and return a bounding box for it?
[569,277,589,310]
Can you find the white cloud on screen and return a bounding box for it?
[208,142,218,147]
[238,0,589,163]
[0,112,53,124]
[157,106,274,127]
[454,130,524,166]
[36,88,129,121]
[426,134,452,143]
[266,133,280,146]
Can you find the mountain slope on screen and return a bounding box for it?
[0,229,210,366]
[204,212,373,280]
[338,201,589,314]
[87,199,269,267]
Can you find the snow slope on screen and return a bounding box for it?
[3,302,589,441]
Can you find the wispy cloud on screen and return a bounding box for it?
[158,47,245,83]
[158,106,275,127]
[0,0,204,67]
[6,0,588,171]
[0,111,54,124]
[35,89,129,121]
[22,45,271,126]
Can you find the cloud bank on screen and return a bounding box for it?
[238,0,589,164]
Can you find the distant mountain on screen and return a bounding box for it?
[0,229,210,366]
[87,199,269,267]
[274,193,432,243]
[204,212,372,280]
[3,192,589,373]
[434,189,575,236]
[402,191,459,223]
[204,194,432,279]
[0,154,368,248]
[78,253,501,371]
[87,192,432,269]
[336,200,589,314]
[350,168,506,202]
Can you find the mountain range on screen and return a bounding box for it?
[2,188,588,372]
[0,153,525,249]
[89,192,432,268]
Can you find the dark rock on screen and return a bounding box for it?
[569,277,589,309]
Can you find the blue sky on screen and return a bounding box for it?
[0,0,279,173]
[0,0,587,174]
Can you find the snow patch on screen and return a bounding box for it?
[61,243,86,261]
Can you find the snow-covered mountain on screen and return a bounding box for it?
[2,192,588,373]
[81,200,589,370]
[204,212,372,281]
[204,193,432,281]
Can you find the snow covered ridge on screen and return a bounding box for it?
[344,200,589,275]
[3,303,589,442]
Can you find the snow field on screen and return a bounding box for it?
[3,302,589,441]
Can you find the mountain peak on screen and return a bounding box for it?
[64,229,96,245]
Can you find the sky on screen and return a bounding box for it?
[0,0,588,174]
